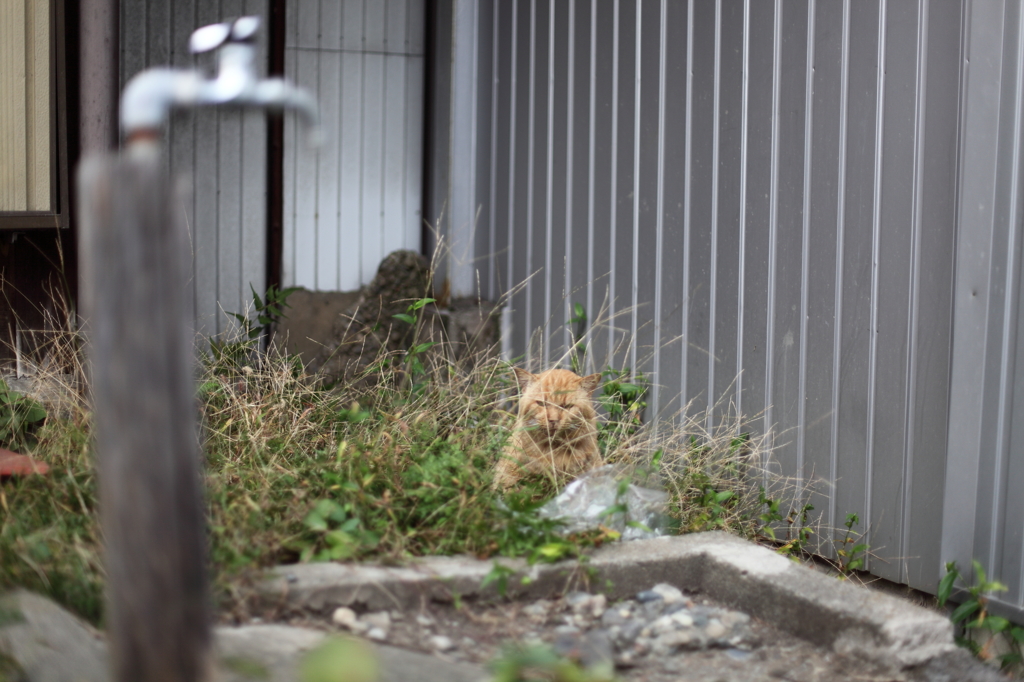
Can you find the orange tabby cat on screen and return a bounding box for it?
[493,367,604,490]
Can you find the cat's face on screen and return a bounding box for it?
[513,368,601,442]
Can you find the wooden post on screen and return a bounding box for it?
[77,144,211,682]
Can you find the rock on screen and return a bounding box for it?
[522,600,552,621]
[366,628,387,641]
[670,611,694,627]
[705,619,728,640]
[428,635,455,652]
[0,590,108,682]
[415,614,435,627]
[331,607,358,629]
[361,611,391,632]
[579,630,614,669]
[651,629,700,656]
[601,607,627,627]
[635,590,663,603]
[311,250,501,385]
[650,583,684,604]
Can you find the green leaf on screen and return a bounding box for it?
[408,298,436,311]
[938,567,959,606]
[715,490,735,504]
[950,600,981,624]
[985,616,1010,634]
[410,342,436,354]
[304,513,328,532]
[393,313,416,324]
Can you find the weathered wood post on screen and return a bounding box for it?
[75,16,317,681]
[78,142,211,682]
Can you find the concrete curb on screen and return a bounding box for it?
[261,531,955,670]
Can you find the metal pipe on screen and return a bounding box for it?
[119,17,320,144]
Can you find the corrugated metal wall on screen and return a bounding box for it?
[120,0,270,337]
[943,0,1024,622]
[465,0,964,593]
[282,0,425,292]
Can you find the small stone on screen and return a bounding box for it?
[367,627,387,641]
[671,611,694,628]
[361,611,391,631]
[579,630,613,668]
[635,590,663,603]
[553,630,584,659]
[601,607,627,627]
[460,636,476,648]
[554,624,581,636]
[651,615,676,636]
[588,594,607,619]
[332,607,358,629]
[523,600,552,620]
[719,611,749,628]
[415,613,435,627]
[285,573,299,584]
[652,629,698,656]
[566,591,593,609]
[429,635,455,652]
[726,647,754,661]
[349,621,371,634]
[619,620,645,645]
[389,610,404,621]
[651,583,684,604]
[641,599,666,619]
[705,619,727,639]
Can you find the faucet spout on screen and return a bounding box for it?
[119,17,320,145]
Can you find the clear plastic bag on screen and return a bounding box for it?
[539,465,671,540]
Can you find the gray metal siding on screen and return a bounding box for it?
[283,0,425,293]
[120,0,270,338]
[470,0,963,592]
[943,0,1024,619]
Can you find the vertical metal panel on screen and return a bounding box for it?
[711,0,743,425]
[121,0,269,338]
[449,0,479,297]
[283,0,425,293]
[905,0,958,592]
[804,0,844,547]
[943,0,1024,620]
[568,0,593,366]
[471,0,970,597]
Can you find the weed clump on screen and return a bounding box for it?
[0,288,789,625]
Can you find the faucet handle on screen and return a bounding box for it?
[189,22,232,54]
[189,17,261,54]
[230,16,260,43]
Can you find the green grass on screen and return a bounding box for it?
[0,303,779,626]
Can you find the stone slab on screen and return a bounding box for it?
[262,531,956,670]
[0,591,487,682]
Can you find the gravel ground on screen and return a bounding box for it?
[276,583,924,682]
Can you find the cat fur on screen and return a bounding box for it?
[494,367,603,490]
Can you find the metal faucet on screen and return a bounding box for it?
[120,16,320,144]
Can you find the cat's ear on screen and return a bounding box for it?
[580,373,602,394]
[512,367,536,392]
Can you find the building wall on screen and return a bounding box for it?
[943,0,1024,622]
[460,0,964,593]
[120,0,270,338]
[282,0,425,292]
[1,0,52,212]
